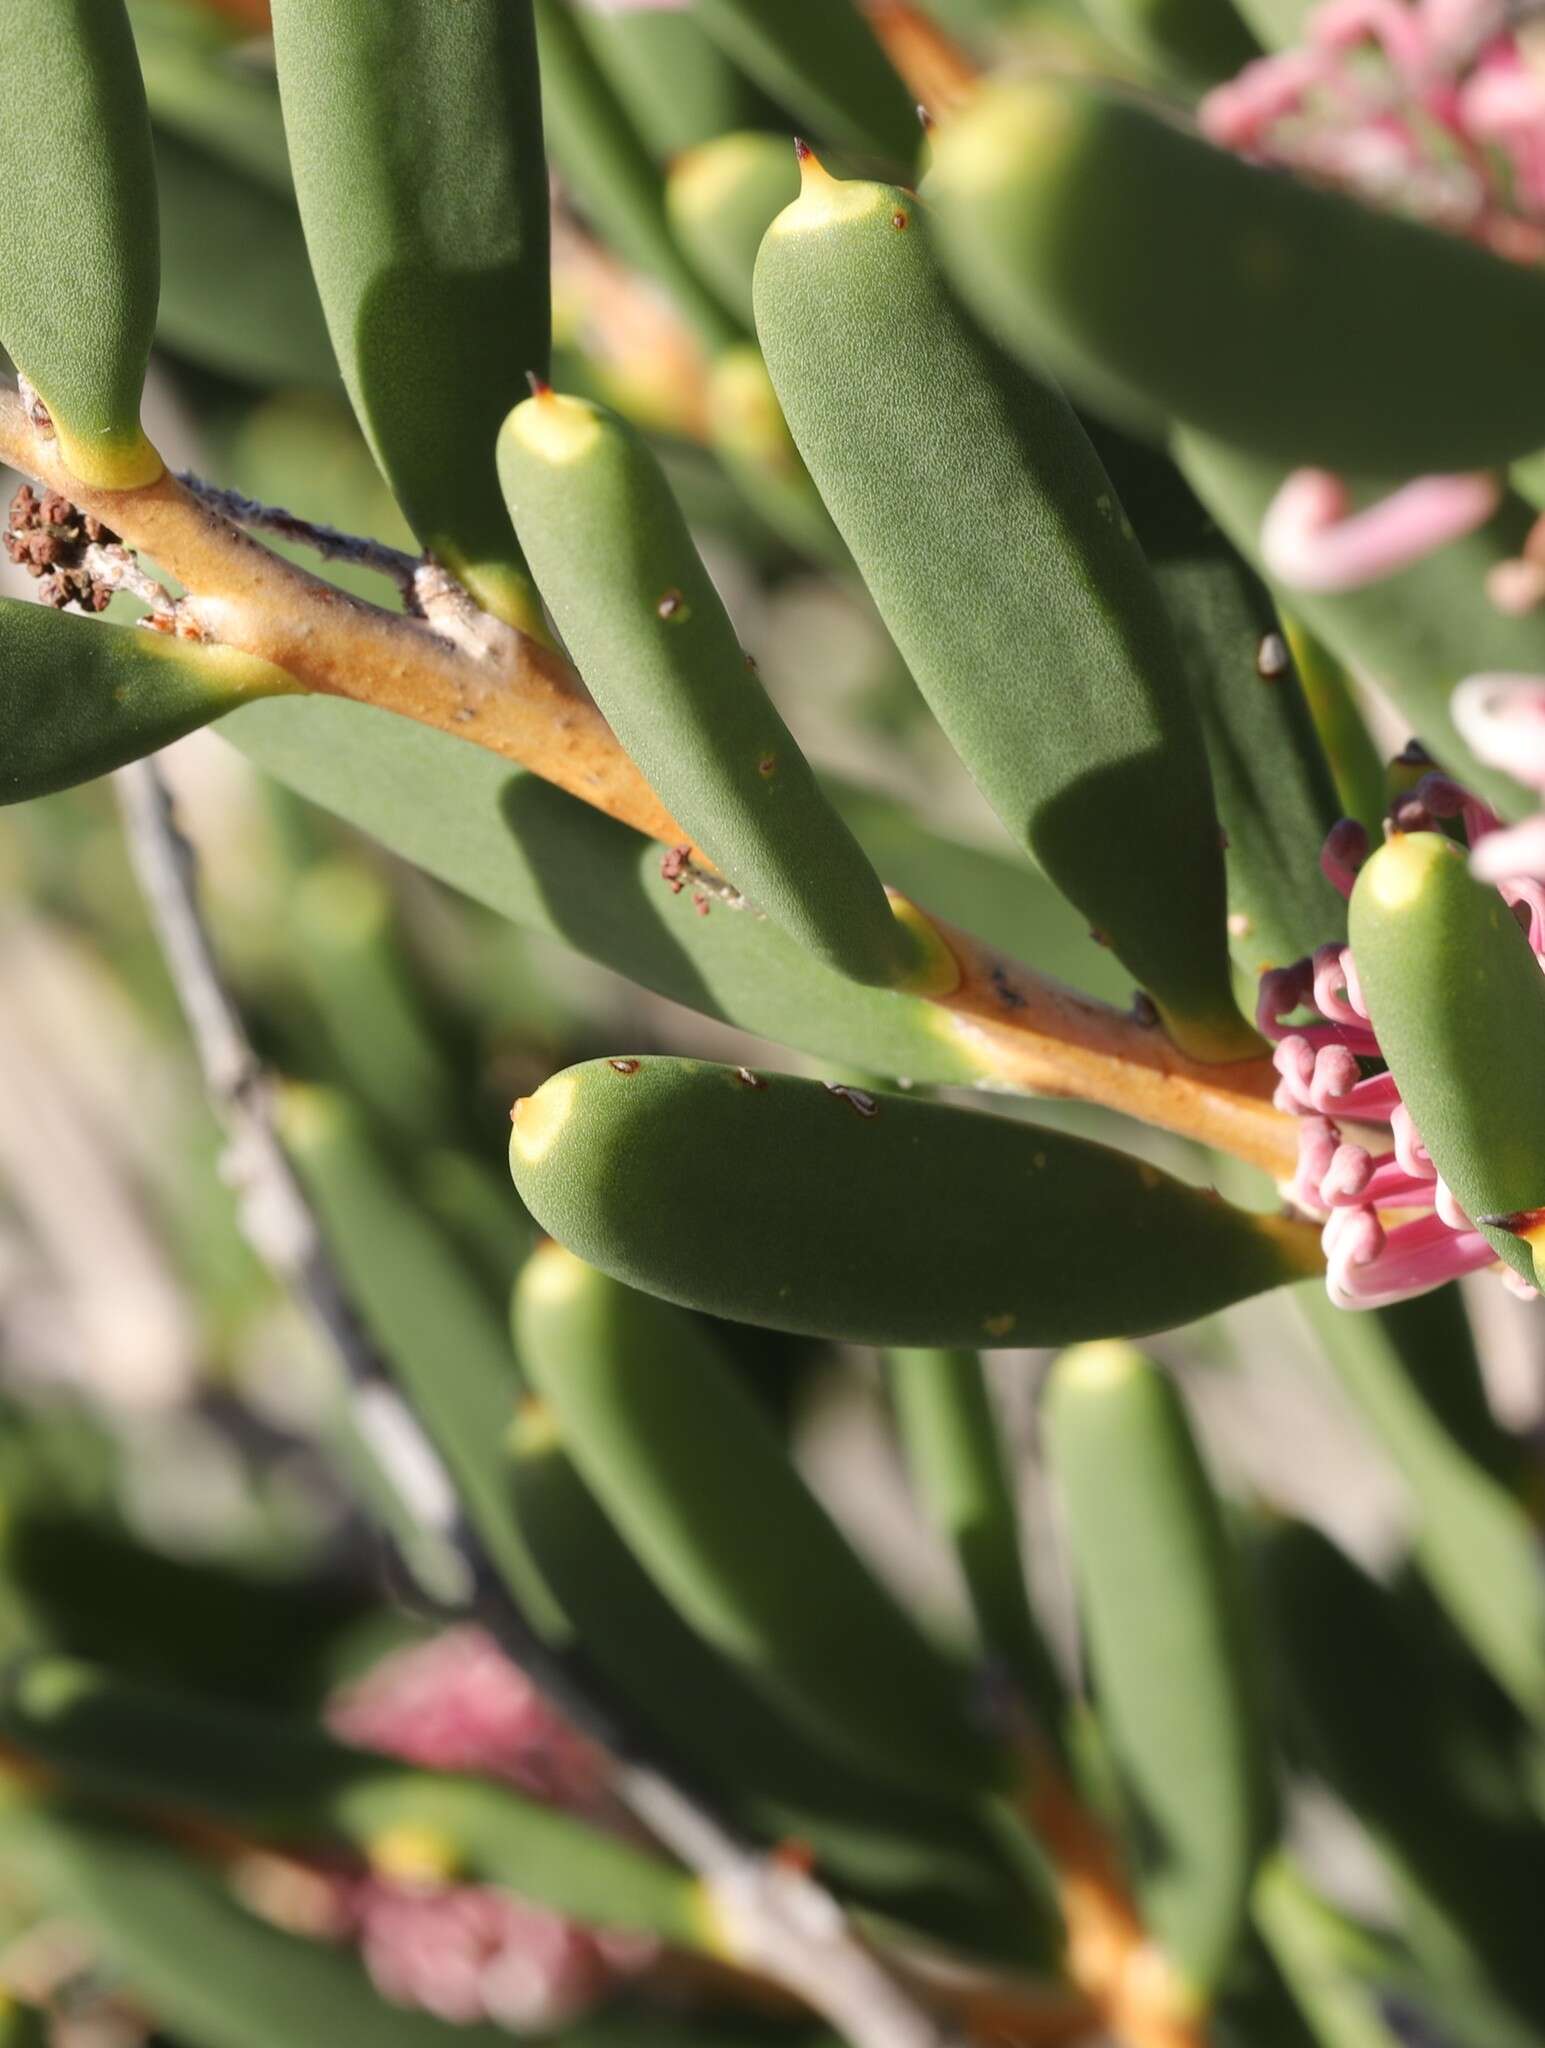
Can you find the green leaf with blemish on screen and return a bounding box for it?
[508,1057,1322,1347]
[755,165,1253,1058]
[270,0,550,631]
[0,600,299,807]
[498,388,919,990]
[0,0,161,486]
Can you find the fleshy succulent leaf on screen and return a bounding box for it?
[755,158,1253,1058]
[270,0,550,630]
[507,1057,1322,1346]
[0,600,299,806]
[928,75,1545,472]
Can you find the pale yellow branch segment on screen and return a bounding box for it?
[0,387,1304,1186]
[0,388,683,845]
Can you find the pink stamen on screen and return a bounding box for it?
[1200,47,1339,146]
[1390,1101,1436,1180]
[1312,942,1377,1033]
[1340,947,1369,1019]
[1304,1044,1399,1116]
[1320,1150,1443,1208]
[1324,1204,1388,1304]
[1499,1263,1542,1300]
[1273,1034,1319,1112]
[1498,874,1545,951]
[1474,818,1545,886]
[1309,0,1433,76]
[1327,1212,1498,1307]
[1433,1176,1472,1231]
[1451,672,1545,788]
[1262,468,1503,593]
[1320,1141,1376,1202]
[1486,559,1545,616]
[1257,960,1318,1040]
[1289,1116,1340,1213]
[1320,818,1370,898]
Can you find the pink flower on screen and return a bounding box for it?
[326,1626,610,1813]
[296,1630,658,2029]
[1264,781,1544,1308]
[1199,0,1545,252]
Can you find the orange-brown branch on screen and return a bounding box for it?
[1024,1762,1208,2048]
[0,388,1303,1186]
[859,0,982,120]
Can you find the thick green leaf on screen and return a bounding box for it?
[1082,0,1258,87]
[667,134,801,333]
[498,390,918,988]
[1301,1289,1545,1725]
[1254,1856,1424,2048]
[271,0,549,630]
[0,0,160,485]
[756,164,1252,1058]
[514,1248,1004,1797]
[929,76,1545,471]
[0,601,297,807]
[887,1350,1062,1732]
[153,128,336,389]
[127,0,292,194]
[533,0,741,353]
[573,5,778,160]
[1044,1343,1273,1995]
[1349,831,1545,1285]
[278,1087,555,1627]
[507,1404,1059,1963]
[2,1810,764,2048]
[1089,431,1345,976]
[1258,1522,1545,2034]
[507,1057,1322,1346]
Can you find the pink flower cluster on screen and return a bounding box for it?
[307,1628,658,2029]
[1202,0,1545,259]
[1262,760,1545,1308]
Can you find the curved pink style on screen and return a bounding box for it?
[1451,672,1545,789]
[1261,468,1502,593]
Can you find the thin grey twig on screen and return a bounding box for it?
[174,471,526,663]
[113,756,958,2048]
[174,471,423,602]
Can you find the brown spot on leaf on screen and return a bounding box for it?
[735,1066,768,1090]
[656,588,690,623]
[608,1058,641,1076]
